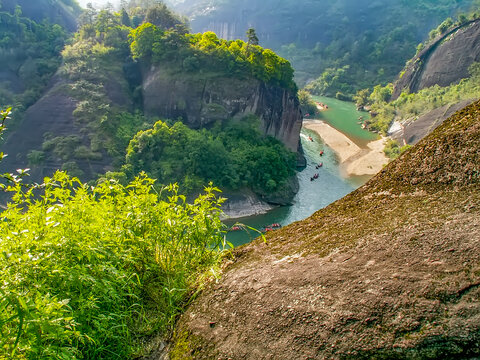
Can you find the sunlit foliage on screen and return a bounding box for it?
[129,24,296,90]
[0,171,227,358]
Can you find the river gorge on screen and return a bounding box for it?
[225,96,386,246]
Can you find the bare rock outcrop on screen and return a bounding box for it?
[392,19,480,100]
[169,100,480,359]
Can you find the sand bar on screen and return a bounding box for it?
[303,120,389,177]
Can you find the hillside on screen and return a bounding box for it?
[0,0,80,31]
[392,18,480,100]
[0,5,302,207]
[0,1,76,116]
[168,0,476,90]
[361,15,480,141]
[169,99,480,358]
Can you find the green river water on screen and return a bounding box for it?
[225,97,375,247]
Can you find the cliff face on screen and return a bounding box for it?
[169,100,480,358]
[143,66,303,152]
[0,79,114,183]
[392,19,480,100]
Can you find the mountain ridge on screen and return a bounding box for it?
[392,18,480,100]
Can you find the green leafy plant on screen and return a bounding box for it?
[0,170,229,358]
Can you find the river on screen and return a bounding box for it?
[225,97,375,247]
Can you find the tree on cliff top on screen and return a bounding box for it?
[246,27,259,46]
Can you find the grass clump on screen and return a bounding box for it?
[383,139,412,159]
[0,171,228,359]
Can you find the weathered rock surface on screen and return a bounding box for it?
[169,100,480,359]
[143,66,303,153]
[392,19,480,100]
[0,79,113,182]
[390,99,475,145]
[220,189,278,220]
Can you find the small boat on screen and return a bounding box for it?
[308,136,314,142]
[230,226,241,231]
[316,162,323,169]
[271,223,281,228]
[319,150,324,156]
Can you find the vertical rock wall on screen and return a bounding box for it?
[142,66,303,152]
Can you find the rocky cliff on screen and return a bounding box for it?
[392,19,480,100]
[1,59,303,209]
[169,100,480,358]
[143,66,303,153]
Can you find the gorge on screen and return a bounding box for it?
[1,0,480,359]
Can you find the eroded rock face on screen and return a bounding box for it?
[0,79,113,182]
[143,66,303,152]
[169,101,480,359]
[392,19,480,100]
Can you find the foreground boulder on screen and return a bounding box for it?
[169,100,480,358]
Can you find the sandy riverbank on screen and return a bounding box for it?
[303,120,389,177]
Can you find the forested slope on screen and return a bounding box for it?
[0,2,302,203]
[168,0,476,92]
[0,0,77,118]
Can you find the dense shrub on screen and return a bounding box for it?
[125,118,297,194]
[129,24,296,91]
[0,171,227,358]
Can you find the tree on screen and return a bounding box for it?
[246,27,259,46]
[78,3,97,26]
[144,3,181,30]
[120,8,132,27]
[353,88,371,108]
[129,22,163,59]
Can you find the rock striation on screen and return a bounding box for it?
[392,19,480,100]
[143,66,303,153]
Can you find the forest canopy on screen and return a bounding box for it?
[129,23,296,90]
[124,118,297,194]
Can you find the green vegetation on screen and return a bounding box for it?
[383,139,412,159]
[124,118,296,194]
[364,63,480,134]
[129,23,296,90]
[298,89,318,116]
[173,0,476,91]
[0,8,68,114]
[1,108,228,358]
[0,171,228,359]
